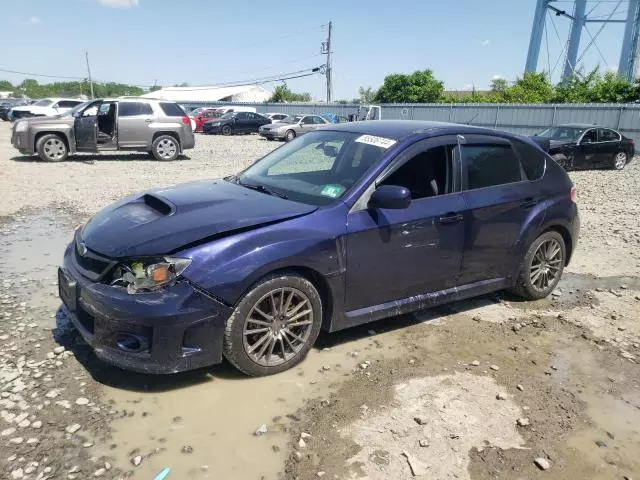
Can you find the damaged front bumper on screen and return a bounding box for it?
[60,243,232,374]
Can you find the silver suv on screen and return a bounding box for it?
[11,97,195,162]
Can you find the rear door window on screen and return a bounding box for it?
[159,102,186,117]
[598,128,620,142]
[463,144,524,190]
[119,102,153,116]
[512,139,546,181]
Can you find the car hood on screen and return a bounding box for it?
[16,114,73,125]
[548,139,577,152]
[264,122,294,130]
[80,179,317,258]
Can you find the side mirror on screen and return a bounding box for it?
[369,185,411,210]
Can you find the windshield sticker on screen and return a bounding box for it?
[355,134,397,149]
[320,185,345,198]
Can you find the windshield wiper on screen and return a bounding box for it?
[236,178,288,200]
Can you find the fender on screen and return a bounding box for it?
[30,125,75,154]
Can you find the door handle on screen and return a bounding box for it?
[145,119,153,124]
[438,213,463,224]
[521,197,538,209]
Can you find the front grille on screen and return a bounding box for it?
[72,233,115,281]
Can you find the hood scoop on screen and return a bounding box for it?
[142,193,174,216]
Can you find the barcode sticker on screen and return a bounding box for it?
[355,134,397,149]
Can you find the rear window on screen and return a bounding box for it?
[512,139,546,181]
[159,102,186,117]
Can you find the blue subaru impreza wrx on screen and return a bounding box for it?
[59,120,579,376]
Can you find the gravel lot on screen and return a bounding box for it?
[0,123,639,480]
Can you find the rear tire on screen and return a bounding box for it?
[511,231,566,300]
[151,135,180,161]
[36,134,68,162]
[613,151,628,170]
[223,273,322,377]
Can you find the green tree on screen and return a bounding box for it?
[375,69,444,103]
[0,80,14,91]
[358,86,377,104]
[490,78,508,93]
[590,71,639,103]
[149,85,162,92]
[502,72,555,103]
[268,85,311,102]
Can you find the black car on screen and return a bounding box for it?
[0,104,11,121]
[537,124,635,170]
[203,111,271,135]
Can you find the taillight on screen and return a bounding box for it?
[181,115,190,125]
[570,186,577,203]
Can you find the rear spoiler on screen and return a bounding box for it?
[528,136,550,153]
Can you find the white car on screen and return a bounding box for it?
[11,98,85,120]
[264,112,289,122]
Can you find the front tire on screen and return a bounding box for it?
[285,130,296,142]
[223,273,323,376]
[512,231,566,300]
[36,134,68,162]
[152,135,180,161]
[613,151,628,170]
[221,125,232,136]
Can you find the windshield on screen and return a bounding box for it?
[538,126,587,141]
[282,116,301,124]
[235,130,391,206]
[33,99,53,107]
[220,112,235,120]
[62,101,92,117]
[189,107,204,116]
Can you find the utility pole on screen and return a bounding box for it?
[325,21,332,103]
[85,51,95,99]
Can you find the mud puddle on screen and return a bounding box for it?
[0,209,76,310]
[100,320,417,479]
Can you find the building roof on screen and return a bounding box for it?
[140,85,270,102]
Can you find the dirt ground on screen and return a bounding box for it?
[0,122,639,480]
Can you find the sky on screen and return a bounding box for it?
[1,0,631,100]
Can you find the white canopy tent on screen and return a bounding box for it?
[141,85,271,103]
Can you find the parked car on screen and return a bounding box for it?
[537,123,635,170]
[10,98,85,120]
[264,112,289,122]
[191,108,223,132]
[57,120,579,376]
[11,98,195,162]
[202,111,271,135]
[259,114,330,142]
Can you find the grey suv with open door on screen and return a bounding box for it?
[11,98,195,162]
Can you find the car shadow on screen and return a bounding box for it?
[53,293,504,393]
[11,154,191,164]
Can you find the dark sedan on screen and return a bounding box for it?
[58,121,579,376]
[203,111,271,135]
[537,124,635,170]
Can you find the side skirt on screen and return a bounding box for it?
[331,277,509,332]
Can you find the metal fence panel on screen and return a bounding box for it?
[178,100,640,143]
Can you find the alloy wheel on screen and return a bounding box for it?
[614,152,627,170]
[156,138,177,159]
[530,238,563,292]
[242,288,314,367]
[44,138,66,160]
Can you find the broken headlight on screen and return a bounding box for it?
[112,257,192,294]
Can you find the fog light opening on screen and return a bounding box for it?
[115,333,149,353]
